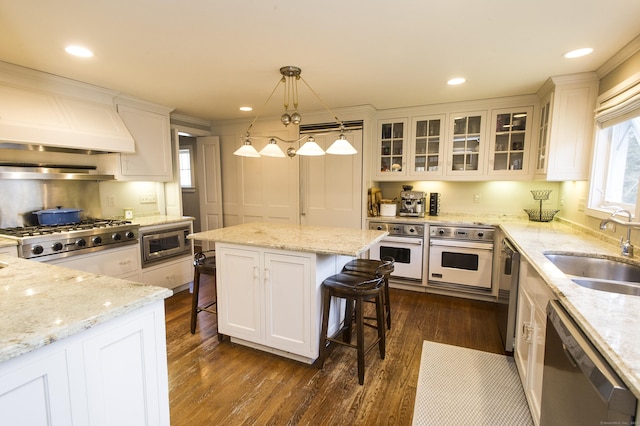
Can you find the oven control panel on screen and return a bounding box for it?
[429,225,494,242]
[369,222,424,238]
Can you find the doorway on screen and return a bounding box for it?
[179,135,201,232]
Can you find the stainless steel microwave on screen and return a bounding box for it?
[140,224,191,268]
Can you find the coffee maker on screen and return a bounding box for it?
[399,191,426,217]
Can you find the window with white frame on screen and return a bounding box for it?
[179,147,195,189]
[589,74,640,218]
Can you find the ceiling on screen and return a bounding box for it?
[1,1,640,124]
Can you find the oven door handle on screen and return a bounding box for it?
[380,236,423,245]
[430,239,493,250]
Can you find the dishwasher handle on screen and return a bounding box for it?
[546,301,637,416]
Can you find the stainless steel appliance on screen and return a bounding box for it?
[368,222,425,281]
[140,223,192,268]
[429,192,440,216]
[428,225,494,292]
[399,191,426,217]
[540,300,637,425]
[0,219,139,261]
[497,238,520,352]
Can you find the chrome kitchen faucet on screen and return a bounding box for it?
[599,208,639,257]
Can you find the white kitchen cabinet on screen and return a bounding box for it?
[216,244,313,357]
[48,244,141,281]
[444,111,487,178]
[215,243,345,362]
[535,73,598,181]
[0,245,17,257]
[0,348,72,425]
[487,106,534,179]
[376,118,408,179]
[108,97,174,182]
[409,115,445,177]
[0,301,170,426]
[141,254,193,290]
[514,259,552,426]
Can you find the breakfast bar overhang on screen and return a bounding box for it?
[188,223,388,363]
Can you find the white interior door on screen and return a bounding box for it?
[196,136,223,250]
[300,129,363,229]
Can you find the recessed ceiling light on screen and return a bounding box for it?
[239,106,253,112]
[447,77,466,86]
[65,45,94,58]
[563,48,593,59]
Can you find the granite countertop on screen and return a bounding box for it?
[499,220,640,399]
[188,222,388,257]
[0,255,172,363]
[133,215,194,228]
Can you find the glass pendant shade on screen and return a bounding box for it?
[259,139,286,157]
[326,134,357,155]
[296,137,325,156]
[234,140,261,157]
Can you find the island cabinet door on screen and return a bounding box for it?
[0,349,72,425]
[216,246,264,342]
[263,252,313,357]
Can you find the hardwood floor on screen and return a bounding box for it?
[164,276,505,425]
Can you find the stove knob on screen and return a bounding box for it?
[32,245,44,255]
[76,239,87,247]
[477,232,484,238]
[438,229,445,235]
[125,231,135,239]
[112,233,122,241]
[92,236,103,245]
[52,242,63,251]
[409,228,415,233]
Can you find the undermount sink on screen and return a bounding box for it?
[571,278,640,297]
[544,253,640,296]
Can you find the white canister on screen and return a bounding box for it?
[379,201,397,217]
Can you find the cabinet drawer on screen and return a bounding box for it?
[49,245,140,278]
[140,256,193,289]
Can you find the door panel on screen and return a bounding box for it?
[300,130,362,228]
[196,136,223,250]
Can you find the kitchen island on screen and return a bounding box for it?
[0,255,172,425]
[188,222,388,363]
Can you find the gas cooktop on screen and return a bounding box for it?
[0,219,139,261]
[0,219,133,238]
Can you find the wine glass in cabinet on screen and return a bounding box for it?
[410,115,444,176]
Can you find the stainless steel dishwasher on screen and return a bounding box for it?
[497,237,519,353]
[540,300,637,425]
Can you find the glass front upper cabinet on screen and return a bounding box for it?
[377,119,407,176]
[488,106,533,177]
[447,112,486,174]
[536,101,550,172]
[411,115,444,175]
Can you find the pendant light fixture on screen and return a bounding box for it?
[234,66,357,158]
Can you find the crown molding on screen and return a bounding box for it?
[597,34,640,78]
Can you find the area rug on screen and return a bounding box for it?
[412,341,533,425]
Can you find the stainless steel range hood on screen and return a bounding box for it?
[0,163,115,181]
[0,61,136,154]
